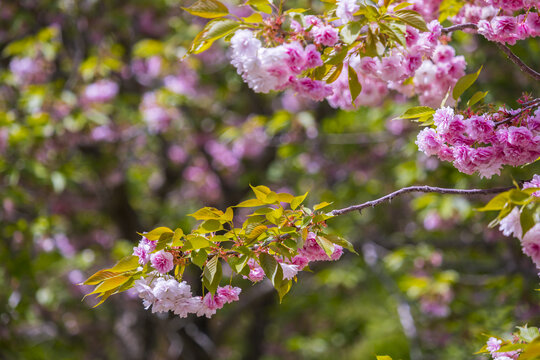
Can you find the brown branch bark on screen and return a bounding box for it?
[331,185,515,216]
[442,23,540,81]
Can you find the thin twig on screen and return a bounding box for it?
[331,185,515,216]
[495,42,540,81]
[494,98,540,127]
[442,23,540,81]
[441,23,479,34]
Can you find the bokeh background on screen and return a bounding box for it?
[1,1,540,359]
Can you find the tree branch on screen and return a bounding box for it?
[331,185,514,216]
[441,23,540,81]
[441,23,478,33]
[494,42,540,81]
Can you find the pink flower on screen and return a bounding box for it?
[280,263,299,280]
[432,45,455,63]
[151,250,174,273]
[523,174,540,197]
[304,15,323,27]
[336,0,360,23]
[522,224,540,268]
[133,236,157,265]
[416,128,442,156]
[486,337,502,353]
[245,258,265,282]
[294,78,333,101]
[500,207,523,239]
[311,24,339,46]
[378,55,406,82]
[290,255,309,269]
[304,44,323,69]
[217,285,241,303]
[467,115,495,143]
[284,42,306,73]
[452,146,476,174]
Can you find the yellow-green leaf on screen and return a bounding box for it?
[144,226,174,241]
[452,66,482,101]
[109,255,139,272]
[182,0,229,18]
[348,65,362,103]
[291,192,309,210]
[189,207,223,220]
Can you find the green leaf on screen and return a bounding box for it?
[476,192,510,212]
[203,256,219,283]
[247,225,268,240]
[221,207,234,222]
[467,91,488,107]
[246,0,272,14]
[314,202,332,211]
[236,198,266,207]
[203,258,222,294]
[200,219,223,232]
[348,65,362,103]
[110,255,140,272]
[143,227,174,241]
[392,10,428,32]
[155,231,174,251]
[521,206,536,236]
[376,356,393,360]
[438,0,465,22]
[398,106,435,120]
[323,234,358,255]
[191,249,208,268]
[86,275,130,296]
[291,192,309,210]
[251,185,272,201]
[341,21,364,45]
[227,255,249,273]
[509,189,531,205]
[322,64,343,84]
[83,270,125,285]
[452,66,482,101]
[517,336,540,360]
[277,192,294,203]
[259,253,278,281]
[182,0,229,18]
[315,236,334,258]
[182,235,212,251]
[273,265,292,302]
[243,12,263,23]
[189,207,223,220]
[189,18,240,54]
[518,325,540,343]
[172,228,184,247]
[394,2,412,11]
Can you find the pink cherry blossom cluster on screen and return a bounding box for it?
[133,275,241,318]
[416,106,540,178]
[327,21,466,109]
[451,0,540,45]
[130,230,344,317]
[229,29,332,100]
[486,337,521,360]
[478,13,540,45]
